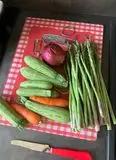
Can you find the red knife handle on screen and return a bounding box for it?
[51,148,93,160]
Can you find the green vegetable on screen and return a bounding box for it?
[0,97,27,128]
[67,40,116,131]
[20,67,67,88]
[21,97,70,123]
[77,51,99,130]
[16,88,59,97]
[20,80,53,89]
[24,56,67,83]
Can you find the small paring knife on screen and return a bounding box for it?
[11,140,93,160]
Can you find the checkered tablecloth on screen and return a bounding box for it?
[0,17,104,141]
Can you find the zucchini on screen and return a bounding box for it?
[21,97,70,123]
[24,56,67,83]
[16,87,59,97]
[0,97,27,128]
[20,80,53,89]
[20,67,68,88]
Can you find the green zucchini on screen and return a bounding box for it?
[16,87,59,97]
[24,56,67,83]
[21,97,70,123]
[20,67,68,88]
[0,97,27,128]
[20,80,53,89]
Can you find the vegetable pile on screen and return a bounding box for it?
[0,36,116,133]
[16,55,69,123]
[67,40,116,131]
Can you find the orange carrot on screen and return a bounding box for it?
[30,96,69,107]
[11,103,41,125]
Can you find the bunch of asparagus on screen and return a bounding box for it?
[67,40,116,131]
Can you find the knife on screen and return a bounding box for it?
[11,140,92,160]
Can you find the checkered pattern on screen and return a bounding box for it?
[0,17,104,141]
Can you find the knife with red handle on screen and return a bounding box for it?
[11,140,93,160]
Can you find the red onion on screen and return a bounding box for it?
[41,42,67,66]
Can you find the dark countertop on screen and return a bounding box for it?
[0,9,115,160]
[5,0,116,17]
[0,125,108,160]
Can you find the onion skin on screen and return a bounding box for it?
[41,42,67,66]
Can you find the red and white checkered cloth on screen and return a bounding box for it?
[0,17,104,141]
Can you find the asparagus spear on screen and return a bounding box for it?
[78,56,99,130]
[91,42,113,129]
[67,40,116,131]
[70,49,81,130]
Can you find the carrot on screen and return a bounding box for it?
[29,96,69,108]
[11,103,41,125]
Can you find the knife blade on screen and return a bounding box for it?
[11,140,50,152]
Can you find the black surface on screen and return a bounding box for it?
[0,9,115,160]
[0,7,20,62]
[0,125,107,160]
[107,22,116,160]
[4,0,116,17]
